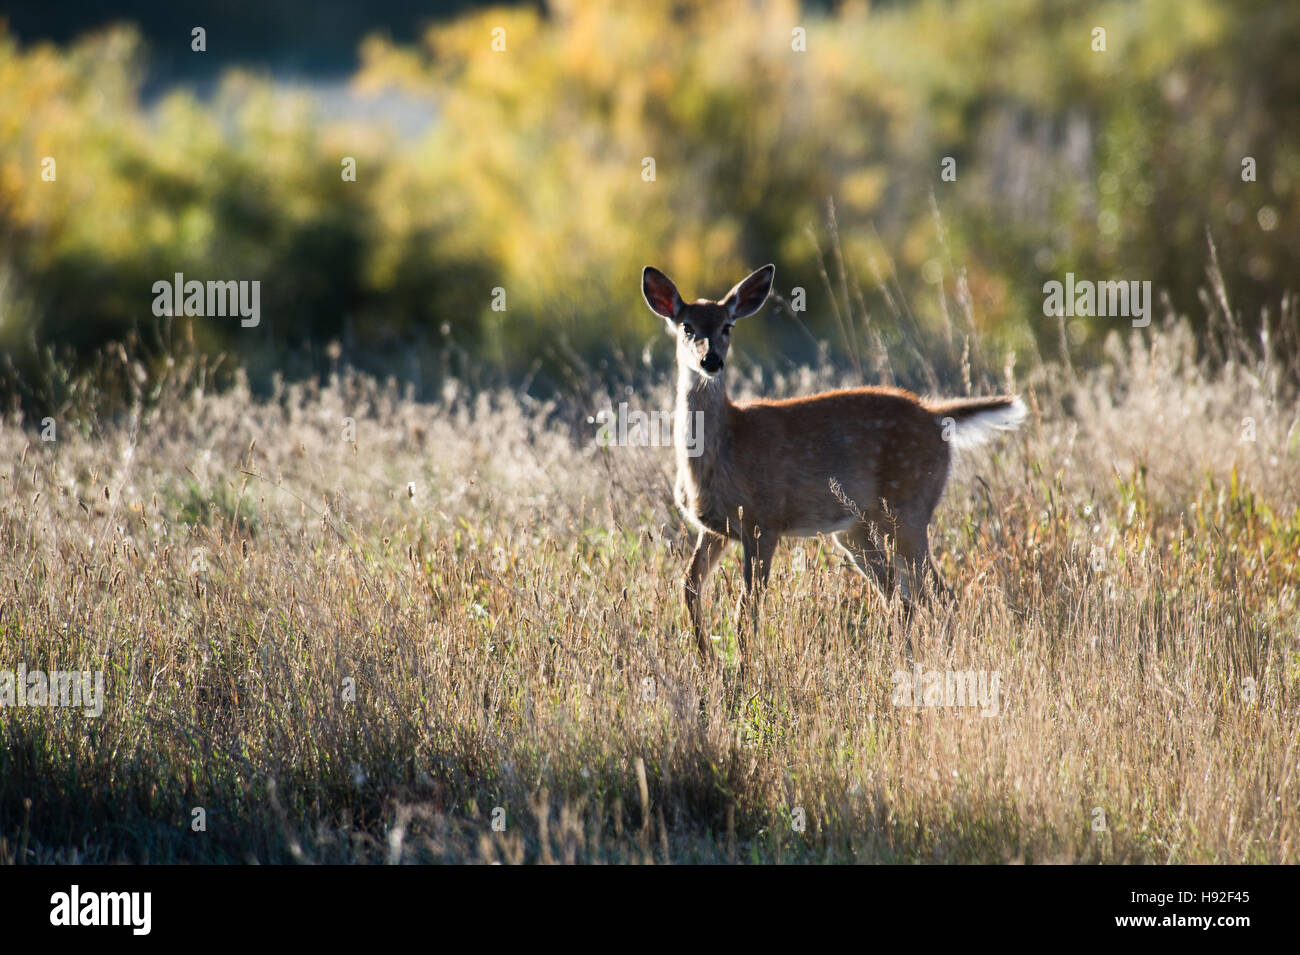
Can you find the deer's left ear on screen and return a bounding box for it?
[721,264,775,319]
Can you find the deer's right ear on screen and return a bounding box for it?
[642,266,684,323]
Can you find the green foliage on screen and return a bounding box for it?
[163,476,260,535]
[1,0,1298,392]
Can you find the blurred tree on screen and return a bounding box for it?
[1,0,1297,398]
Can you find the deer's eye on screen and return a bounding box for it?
[681,324,695,339]
[722,324,733,337]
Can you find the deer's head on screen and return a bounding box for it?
[642,264,775,380]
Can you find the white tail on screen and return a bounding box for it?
[932,396,1028,452]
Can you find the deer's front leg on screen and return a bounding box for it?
[734,525,778,675]
[685,530,727,667]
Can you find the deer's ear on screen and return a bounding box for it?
[722,264,775,319]
[642,266,683,322]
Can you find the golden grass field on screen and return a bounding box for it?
[1,291,1298,864]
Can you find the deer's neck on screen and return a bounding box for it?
[675,363,730,472]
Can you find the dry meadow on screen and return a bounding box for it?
[1,294,1298,864]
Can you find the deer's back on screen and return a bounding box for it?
[723,386,950,534]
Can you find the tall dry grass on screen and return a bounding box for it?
[0,261,1297,863]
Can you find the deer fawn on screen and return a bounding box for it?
[642,263,1025,670]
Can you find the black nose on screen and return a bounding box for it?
[701,353,723,373]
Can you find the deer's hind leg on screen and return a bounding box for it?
[833,520,898,602]
[835,519,920,657]
[685,530,727,666]
[734,525,779,677]
[895,517,954,605]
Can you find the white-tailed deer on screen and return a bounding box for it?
[642,263,1025,669]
